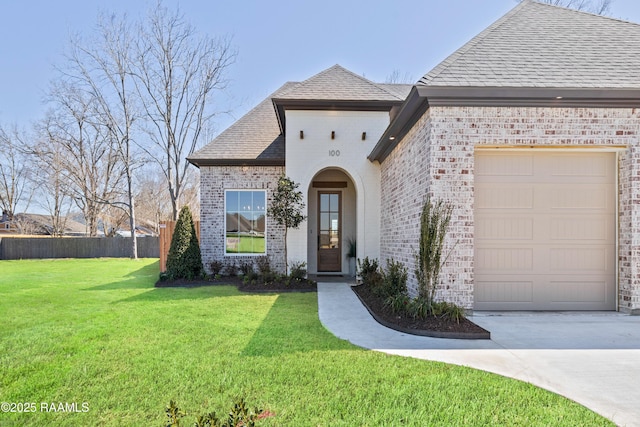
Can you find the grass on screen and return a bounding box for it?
[0,259,613,426]
[226,234,265,253]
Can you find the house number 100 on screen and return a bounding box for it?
[329,150,340,157]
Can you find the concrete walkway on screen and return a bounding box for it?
[318,282,640,427]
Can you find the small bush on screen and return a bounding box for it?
[357,257,384,292]
[288,261,307,282]
[224,261,238,277]
[209,260,223,276]
[357,257,379,280]
[239,261,255,276]
[385,293,410,315]
[378,259,408,299]
[255,256,272,275]
[407,296,431,320]
[432,301,465,324]
[165,397,266,427]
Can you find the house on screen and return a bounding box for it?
[189,0,640,314]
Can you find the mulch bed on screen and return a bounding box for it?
[352,284,490,340]
[155,276,317,293]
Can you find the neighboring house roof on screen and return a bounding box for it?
[189,65,410,167]
[369,0,640,162]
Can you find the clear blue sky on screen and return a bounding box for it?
[2,0,640,136]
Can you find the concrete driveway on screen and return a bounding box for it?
[318,282,640,427]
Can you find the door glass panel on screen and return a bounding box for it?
[320,194,329,211]
[330,194,339,211]
[320,213,329,230]
[319,193,340,250]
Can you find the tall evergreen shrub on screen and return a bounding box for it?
[165,206,203,280]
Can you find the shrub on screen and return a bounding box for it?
[415,196,454,304]
[224,261,238,277]
[357,257,383,292]
[209,260,223,276]
[379,259,408,299]
[432,301,465,324]
[239,261,255,276]
[165,206,204,280]
[385,293,410,315]
[255,256,272,275]
[406,296,431,320]
[288,261,307,283]
[165,397,266,427]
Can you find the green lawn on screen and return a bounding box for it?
[226,234,265,253]
[0,259,612,426]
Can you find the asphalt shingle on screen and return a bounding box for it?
[420,0,640,89]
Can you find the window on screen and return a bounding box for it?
[225,190,266,254]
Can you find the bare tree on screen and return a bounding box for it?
[133,2,235,220]
[0,125,34,220]
[38,84,124,237]
[63,13,142,257]
[385,70,415,84]
[518,0,612,15]
[30,128,72,237]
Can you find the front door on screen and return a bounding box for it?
[318,192,341,272]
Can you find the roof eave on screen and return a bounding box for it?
[419,86,640,107]
[273,98,405,135]
[369,86,640,163]
[368,87,428,162]
[186,157,285,168]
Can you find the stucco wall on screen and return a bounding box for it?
[285,110,389,274]
[381,105,640,313]
[199,165,286,274]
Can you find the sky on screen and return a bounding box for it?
[2,0,640,137]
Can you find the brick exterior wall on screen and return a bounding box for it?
[199,165,286,274]
[381,106,640,313]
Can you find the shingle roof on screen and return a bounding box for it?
[188,83,296,166]
[420,0,640,89]
[189,65,410,166]
[276,64,409,102]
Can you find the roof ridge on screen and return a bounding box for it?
[419,1,530,85]
[293,64,405,100]
[532,0,640,26]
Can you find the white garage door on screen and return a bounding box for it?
[474,151,616,311]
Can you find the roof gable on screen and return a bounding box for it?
[277,64,407,102]
[420,0,640,89]
[188,65,411,167]
[188,83,296,167]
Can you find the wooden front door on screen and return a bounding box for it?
[318,192,341,272]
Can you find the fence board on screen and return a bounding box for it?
[158,221,200,272]
[0,237,159,260]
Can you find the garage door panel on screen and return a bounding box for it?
[474,151,616,311]
[475,247,534,271]
[550,186,609,210]
[476,186,534,209]
[549,247,612,272]
[475,153,534,176]
[550,154,611,178]
[476,216,534,240]
[550,216,610,241]
[549,280,609,303]
[476,280,533,303]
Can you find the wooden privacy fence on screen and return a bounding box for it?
[0,236,159,260]
[159,220,200,272]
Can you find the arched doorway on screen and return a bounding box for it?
[307,168,357,275]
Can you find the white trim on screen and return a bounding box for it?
[223,189,268,257]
